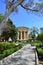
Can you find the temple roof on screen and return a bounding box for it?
[17,26,29,31]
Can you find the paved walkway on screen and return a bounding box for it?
[0,44,36,65]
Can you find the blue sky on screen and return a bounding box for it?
[0,0,43,30]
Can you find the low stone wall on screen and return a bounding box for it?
[35,50,39,65]
[31,46,39,65]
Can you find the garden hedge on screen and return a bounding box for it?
[0,42,23,60]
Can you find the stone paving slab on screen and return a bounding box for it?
[0,44,36,65]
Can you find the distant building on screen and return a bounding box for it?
[17,26,29,41]
[40,28,43,32]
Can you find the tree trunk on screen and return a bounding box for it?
[0,0,23,36]
[0,7,12,36]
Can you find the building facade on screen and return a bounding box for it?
[17,26,29,41]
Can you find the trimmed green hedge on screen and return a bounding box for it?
[31,42,43,60]
[0,42,23,60]
[31,42,42,46]
[37,48,43,56]
[0,42,15,52]
[36,47,43,60]
[0,48,15,59]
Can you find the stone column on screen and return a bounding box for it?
[24,31,25,40]
[26,31,27,39]
[27,31,28,40]
[24,31,28,40]
[21,31,22,40]
[17,32,19,40]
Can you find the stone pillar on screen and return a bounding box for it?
[21,31,22,40]
[26,31,28,40]
[24,31,28,40]
[17,32,19,40]
[24,31,25,40]
[27,31,28,40]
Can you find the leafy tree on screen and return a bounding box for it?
[0,0,43,36]
[1,19,17,41]
[37,32,43,42]
[30,27,38,41]
[0,14,17,41]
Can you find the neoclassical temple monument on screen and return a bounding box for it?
[17,26,29,41]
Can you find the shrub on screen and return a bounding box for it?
[37,48,43,56]
[0,48,15,60]
[0,42,15,53]
[0,42,23,60]
[36,47,43,60]
[14,47,19,52]
[0,54,4,60]
[18,44,22,49]
[3,48,15,57]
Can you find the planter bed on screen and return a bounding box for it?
[31,42,43,61]
[0,42,23,60]
[36,47,43,61]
